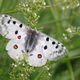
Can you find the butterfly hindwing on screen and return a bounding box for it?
[6,39,25,60]
[27,50,47,67]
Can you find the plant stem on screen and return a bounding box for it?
[0,9,18,14]
[67,61,75,80]
[46,0,64,40]
[34,68,44,80]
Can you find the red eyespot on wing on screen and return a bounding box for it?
[37,54,42,58]
[17,35,21,39]
[13,44,18,49]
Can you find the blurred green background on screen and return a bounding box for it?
[0,0,80,80]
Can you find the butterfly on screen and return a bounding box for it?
[0,14,67,67]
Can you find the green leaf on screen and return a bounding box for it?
[0,0,19,14]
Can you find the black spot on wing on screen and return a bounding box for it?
[44,45,47,50]
[19,24,23,28]
[52,41,56,45]
[5,15,8,17]
[4,15,12,19]
[61,44,64,47]
[26,49,29,53]
[46,37,49,41]
[58,42,60,44]
[30,54,33,56]
[15,30,18,34]
[21,50,25,53]
[55,44,59,49]
[13,21,16,24]
[7,20,11,24]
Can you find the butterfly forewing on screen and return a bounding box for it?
[0,15,28,39]
[31,32,67,61]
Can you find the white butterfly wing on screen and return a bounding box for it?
[27,49,47,67]
[34,32,67,61]
[0,15,28,39]
[0,24,8,36]
[6,40,25,61]
[5,29,27,41]
[0,15,8,35]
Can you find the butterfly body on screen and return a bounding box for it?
[25,29,39,52]
[0,15,67,67]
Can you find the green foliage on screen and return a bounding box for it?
[9,61,34,80]
[0,0,80,80]
[17,0,46,27]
